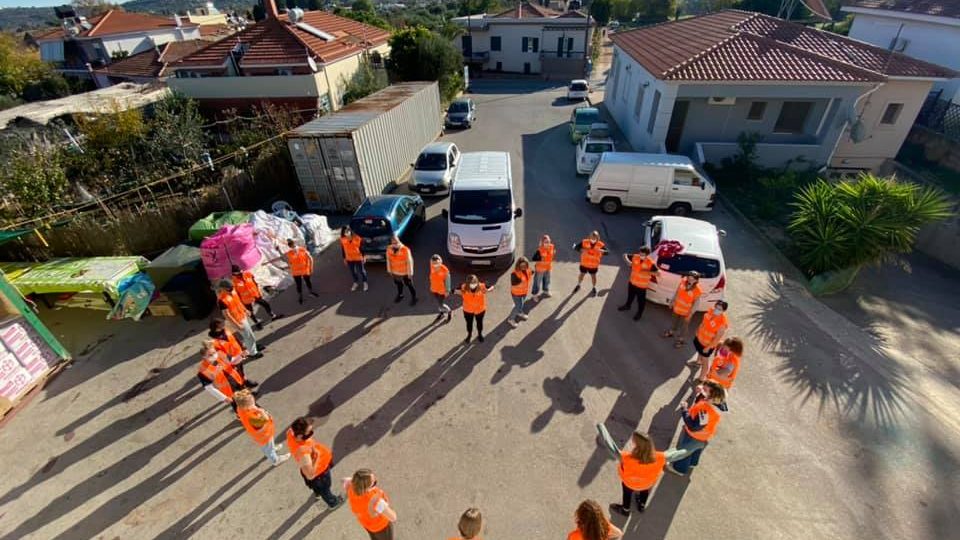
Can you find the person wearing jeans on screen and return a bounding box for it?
[217,281,259,356]
[429,254,452,322]
[288,416,345,508]
[235,390,290,466]
[340,226,368,292]
[667,380,727,476]
[508,257,532,328]
[531,234,555,298]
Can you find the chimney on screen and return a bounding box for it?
[265,0,279,19]
[174,14,182,27]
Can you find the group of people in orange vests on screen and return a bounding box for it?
[193,225,744,539]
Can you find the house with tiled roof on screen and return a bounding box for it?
[168,1,390,113]
[843,1,960,102]
[607,10,954,171]
[34,9,201,80]
[92,40,208,86]
[452,2,594,79]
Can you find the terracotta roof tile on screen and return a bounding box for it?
[174,11,389,68]
[610,10,954,82]
[93,39,207,79]
[844,0,960,19]
[34,10,198,41]
[492,2,562,18]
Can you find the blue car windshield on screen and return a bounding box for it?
[575,110,600,126]
[450,189,511,225]
[351,216,391,237]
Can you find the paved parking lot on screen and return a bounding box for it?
[0,81,957,540]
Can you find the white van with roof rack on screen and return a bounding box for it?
[442,151,522,268]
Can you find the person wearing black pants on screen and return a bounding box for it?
[455,275,493,343]
[386,235,417,306]
[611,431,667,516]
[287,417,344,509]
[619,246,658,321]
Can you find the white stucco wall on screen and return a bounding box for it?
[100,27,201,58]
[605,45,677,153]
[465,24,547,73]
[327,43,391,109]
[847,10,960,102]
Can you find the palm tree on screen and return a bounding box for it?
[788,173,953,287]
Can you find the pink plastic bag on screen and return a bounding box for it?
[201,224,262,281]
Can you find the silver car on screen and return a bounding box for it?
[445,98,476,129]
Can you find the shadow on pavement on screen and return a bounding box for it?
[615,474,691,540]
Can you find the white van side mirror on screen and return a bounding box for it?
[442,208,449,218]
[514,208,523,218]
[718,229,727,237]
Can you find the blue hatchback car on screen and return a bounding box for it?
[350,195,426,261]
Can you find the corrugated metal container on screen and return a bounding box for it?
[287,82,443,212]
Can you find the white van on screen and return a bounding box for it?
[643,216,726,311]
[442,152,522,268]
[586,153,716,215]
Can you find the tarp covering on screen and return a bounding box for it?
[200,224,261,281]
[0,229,35,247]
[0,257,148,299]
[188,211,252,241]
[146,245,202,289]
[107,273,155,321]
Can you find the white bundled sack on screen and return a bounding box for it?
[248,210,305,292]
[300,214,337,254]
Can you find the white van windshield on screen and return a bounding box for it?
[450,189,511,224]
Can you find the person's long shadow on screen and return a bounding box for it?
[257,303,338,349]
[332,320,511,462]
[0,406,232,540]
[306,321,443,420]
[0,379,204,510]
[265,499,317,540]
[154,460,266,539]
[614,474,691,540]
[492,294,588,385]
[259,316,386,395]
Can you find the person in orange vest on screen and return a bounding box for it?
[662,271,703,349]
[287,416,345,509]
[208,318,260,385]
[567,499,623,540]
[530,234,555,298]
[344,468,397,540]
[692,300,729,372]
[386,235,417,306]
[448,507,483,540]
[235,389,290,466]
[455,274,494,343]
[340,226,368,292]
[610,431,666,516]
[703,336,743,388]
[217,280,259,356]
[231,265,278,330]
[197,340,246,410]
[667,379,727,476]
[286,238,319,305]
[572,230,608,296]
[429,254,452,323]
[508,256,533,328]
[617,246,659,321]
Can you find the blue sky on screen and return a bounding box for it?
[0,1,127,7]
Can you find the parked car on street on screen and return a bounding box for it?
[643,216,726,311]
[569,106,601,144]
[567,79,590,101]
[586,152,716,215]
[575,123,614,175]
[350,194,426,261]
[445,98,477,129]
[411,142,460,196]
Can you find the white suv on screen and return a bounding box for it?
[643,216,726,312]
[567,79,590,101]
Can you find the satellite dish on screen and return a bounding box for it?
[307,56,318,72]
[850,119,867,143]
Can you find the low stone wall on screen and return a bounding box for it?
[906,125,960,173]
[887,160,960,270]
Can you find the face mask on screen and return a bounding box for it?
[713,306,723,315]
[432,261,440,267]
[469,283,479,290]
[345,232,352,237]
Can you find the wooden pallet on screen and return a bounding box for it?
[0,360,70,422]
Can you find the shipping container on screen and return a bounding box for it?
[287,82,443,213]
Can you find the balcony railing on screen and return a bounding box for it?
[462,50,490,63]
[540,50,587,60]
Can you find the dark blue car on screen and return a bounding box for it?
[350,195,426,261]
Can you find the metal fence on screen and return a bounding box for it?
[916,90,960,141]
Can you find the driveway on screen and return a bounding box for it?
[0,80,956,540]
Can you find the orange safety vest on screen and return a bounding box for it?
[285,427,305,458]
[696,310,728,347]
[535,244,555,272]
[685,400,720,442]
[511,268,532,297]
[430,263,450,295]
[386,244,411,275]
[238,405,275,446]
[567,523,611,540]
[295,439,333,479]
[618,450,666,491]
[461,284,487,314]
[213,329,243,359]
[708,350,741,389]
[341,235,364,262]
[232,272,261,305]
[286,247,313,277]
[629,255,656,289]
[672,279,703,317]
[348,484,391,533]
[219,290,248,325]
[579,239,605,269]
[198,352,245,399]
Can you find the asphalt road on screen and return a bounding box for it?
[0,80,956,540]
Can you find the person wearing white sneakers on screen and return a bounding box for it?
[340,226,369,292]
[530,234,555,299]
[234,389,290,466]
[508,257,533,328]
